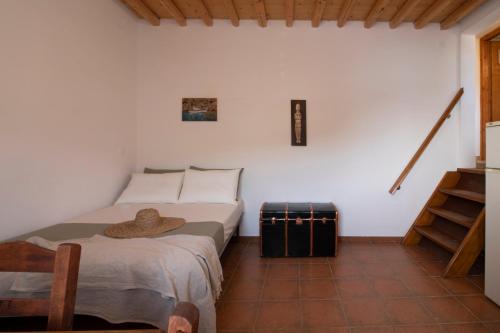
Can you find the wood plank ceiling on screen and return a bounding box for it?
[121,0,488,29]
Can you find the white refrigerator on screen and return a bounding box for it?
[486,121,500,305]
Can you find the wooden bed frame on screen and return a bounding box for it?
[15,302,199,333]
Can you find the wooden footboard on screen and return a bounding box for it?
[14,302,200,333]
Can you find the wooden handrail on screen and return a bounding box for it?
[389,88,464,194]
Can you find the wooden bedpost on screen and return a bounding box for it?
[165,302,199,333]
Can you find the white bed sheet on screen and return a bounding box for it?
[64,201,244,242]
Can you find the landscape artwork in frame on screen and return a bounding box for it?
[182,98,217,121]
[291,100,306,146]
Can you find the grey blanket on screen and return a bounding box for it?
[8,222,225,255]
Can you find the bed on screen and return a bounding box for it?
[1,201,243,333]
[0,201,244,333]
[1,168,245,333]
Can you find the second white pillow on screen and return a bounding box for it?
[179,168,241,204]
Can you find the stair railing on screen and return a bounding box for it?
[389,88,464,194]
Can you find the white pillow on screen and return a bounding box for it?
[115,172,184,204]
[178,168,241,204]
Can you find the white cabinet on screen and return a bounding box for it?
[485,121,500,306]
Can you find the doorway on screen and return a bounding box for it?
[480,26,500,160]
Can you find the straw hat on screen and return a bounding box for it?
[104,208,185,239]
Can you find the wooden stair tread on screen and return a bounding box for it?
[439,188,485,203]
[457,168,485,175]
[414,226,461,253]
[427,207,475,228]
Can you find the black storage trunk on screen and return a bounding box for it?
[260,202,338,257]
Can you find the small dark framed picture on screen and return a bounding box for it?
[182,98,217,121]
[291,100,306,146]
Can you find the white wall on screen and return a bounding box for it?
[136,21,461,236]
[0,0,138,239]
[458,0,500,166]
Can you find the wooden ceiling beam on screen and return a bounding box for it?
[364,0,390,29]
[158,0,187,26]
[440,0,486,30]
[255,0,267,27]
[415,0,452,29]
[196,0,213,26]
[285,0,294,27]
[121,0,160,26]
[337,0,356,28]
[224,0,240,27]
[120,0,484,30]
[312,0,326,28]
[390,0,421,29]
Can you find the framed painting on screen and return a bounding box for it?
[182,98,217,121]
[291,100,306,146]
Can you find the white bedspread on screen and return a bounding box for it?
[2,234,223,333]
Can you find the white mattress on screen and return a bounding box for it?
[65,201,244,242]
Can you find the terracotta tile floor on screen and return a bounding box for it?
[216,237,500,333]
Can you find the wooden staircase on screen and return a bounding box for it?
[402,168,485,278]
